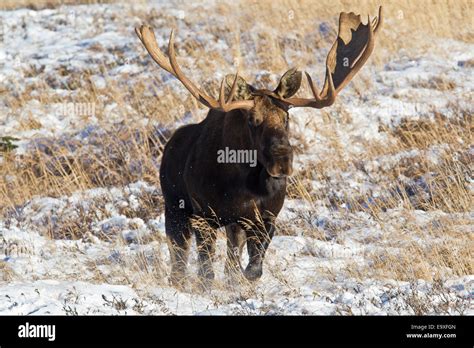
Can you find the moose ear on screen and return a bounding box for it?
[274,68,302,98]
[225,74,254,101]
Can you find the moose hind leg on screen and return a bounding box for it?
[165,207,192,288]
[244,218,275,281]
[224,224,246,281]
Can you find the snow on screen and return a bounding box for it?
[0,1,472,315]
[1,183,471,314]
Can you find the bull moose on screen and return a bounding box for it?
[136,7,382,287]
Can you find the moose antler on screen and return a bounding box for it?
[137,7,382,112]
[135,26,255,112]
[284,6,383,109]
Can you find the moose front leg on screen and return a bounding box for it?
[244,218,275,281]
[165,207,192,288]
[195,226,218,287]
[224,224,246,282]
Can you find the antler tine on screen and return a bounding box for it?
[167,30,219,109]
[282,6,381,109]
[218,72,237,108]
[136,26,175,76]
[218,71,255,112]
[374,6,383,34]
[305,72,322,102]
[219,79,227,107]
[135,26,143,43]
[226,71,240,104]
[137,26,254,112]
[304,66,335,108]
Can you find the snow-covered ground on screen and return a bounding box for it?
[0,2,472,315]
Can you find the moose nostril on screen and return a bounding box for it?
[270,144,292,157]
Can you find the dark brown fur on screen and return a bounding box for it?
[160,71,302,286]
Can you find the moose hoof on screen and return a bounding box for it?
[244,263,263,281]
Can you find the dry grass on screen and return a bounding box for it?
[0,123,166,211]
[284,108,473,284]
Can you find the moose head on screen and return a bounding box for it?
[136,7,382,181]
